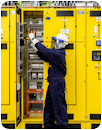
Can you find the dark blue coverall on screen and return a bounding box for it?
[35,42,68,129]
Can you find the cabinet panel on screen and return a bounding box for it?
[44,9,75,42]
[44,9,64,42]
[1,42,10,104]
[1,9,9,42]
[65,9,75,42]
[10,9,16,42]
[68,42,86,121]
[76,9,86,42]
[65,43,75,105]
[86,9,101,120]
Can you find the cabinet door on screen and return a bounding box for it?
[44,9,66,42]
[86,9,101,121]
[65,9,75,42]
[76,9,86,42]
[65,43,75,105]
[10,9,16,42]
[44,9,75,42]
[1,42,10,105]
[1,9,9,42]
[67,42,86,121]
[1,8,10,105]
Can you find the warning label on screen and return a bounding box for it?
[1,29,3,39]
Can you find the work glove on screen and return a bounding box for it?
[29,33,39,53]
[29,33,35,41]
[29,33,39,46]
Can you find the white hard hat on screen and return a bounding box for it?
[56,33,68,47]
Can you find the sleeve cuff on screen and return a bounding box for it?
[32,38,39,45]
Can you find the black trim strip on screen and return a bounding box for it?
[90,114,101,120]
[69,124,81,129]
[68,114,74,119]
[91,124,100,129]
[1,114,7,119]
[17,7,21,23]
[1,44,7,49]
[56,11,73,16]
[2,124,15,129]
[90,11,101,17]
[17,116,21,127]
[17,9,20,15]
[25,124,42,129]
[16,90,21,102]
[25,124,81,129]
[65,44,74,49]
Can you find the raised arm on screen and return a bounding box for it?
[29,33,59,63]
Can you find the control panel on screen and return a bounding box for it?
[92,51,101,61]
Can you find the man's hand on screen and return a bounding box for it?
[28,33,38,53]
[28,33,39,45]
[29,33,35,41]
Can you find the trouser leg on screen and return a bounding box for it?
[50,80,69,128]
[44,85,56,128]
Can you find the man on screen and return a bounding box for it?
[29,33,69,129]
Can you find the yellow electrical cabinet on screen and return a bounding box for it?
[1,6,22,129]
[1,6,101,129]
[86,8,101,122]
